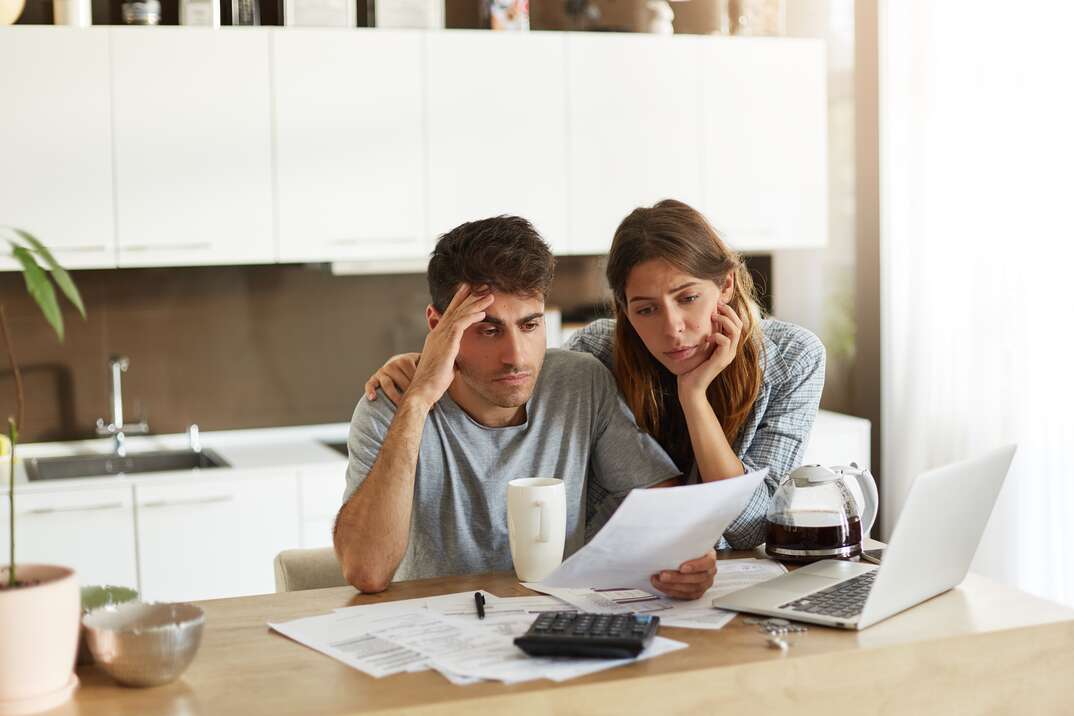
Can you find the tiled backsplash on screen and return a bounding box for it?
[0,265,435,442]
[0,258,613,442]
[0,254,769,443]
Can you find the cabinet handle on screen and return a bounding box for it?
[22,502,125,515]
[140,495,234,509]
[123,242,212,253]
[54,245,109,254]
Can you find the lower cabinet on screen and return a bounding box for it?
[135,471,300,602]
[0,484,138,589]
[298,465,346,550]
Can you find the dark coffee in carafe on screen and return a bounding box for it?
[765,511,862,563]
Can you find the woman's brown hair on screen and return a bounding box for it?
[606,199,765,470]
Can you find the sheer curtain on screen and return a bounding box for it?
[881,1,1074,605]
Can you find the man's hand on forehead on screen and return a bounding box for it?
[406,284,495,408]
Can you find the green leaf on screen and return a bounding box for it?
[13,229,86,319]
[11,246,64,342]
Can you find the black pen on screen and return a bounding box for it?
[474,592,485,619]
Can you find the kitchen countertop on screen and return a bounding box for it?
[2,408,869,494]
[1,422,351,494]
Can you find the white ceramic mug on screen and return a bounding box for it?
[507,477,566,582]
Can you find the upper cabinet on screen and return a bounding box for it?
[110,28,276,267]
[565,34,705,255]
[701,39,828,251]
[425,31,569,254]
[273,29,427,263]
[0,29,827,272]
[0,28,117,270]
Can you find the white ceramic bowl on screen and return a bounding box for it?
[82,601,205,687]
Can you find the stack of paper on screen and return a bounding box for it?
[526,558,788,630]
[269,554,789,685]
[269,590,688,685]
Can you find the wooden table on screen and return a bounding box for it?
[55,552,1074,715]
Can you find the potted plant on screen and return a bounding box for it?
[0,228,86,715]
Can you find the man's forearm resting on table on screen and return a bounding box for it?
[333,398,430,593]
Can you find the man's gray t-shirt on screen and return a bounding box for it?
[343,349,680,580]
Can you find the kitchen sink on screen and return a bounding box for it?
[25,449,230,482]
[323,441,348,457]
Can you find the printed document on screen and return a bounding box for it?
[537,470,768,592]
[270,590,688,684]
[528,558,788,629]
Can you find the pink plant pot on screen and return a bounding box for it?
[0,565,80,716]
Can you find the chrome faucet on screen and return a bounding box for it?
[96,355,149,457]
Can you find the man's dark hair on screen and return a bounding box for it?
[427,216,556,313]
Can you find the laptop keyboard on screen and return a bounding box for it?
[779,570,878,619]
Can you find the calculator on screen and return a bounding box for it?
[513,611,660,659]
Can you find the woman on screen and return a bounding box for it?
[366,199,825,548]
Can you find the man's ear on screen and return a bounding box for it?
[426,304,441,331]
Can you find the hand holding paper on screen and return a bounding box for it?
[651,548,717,600]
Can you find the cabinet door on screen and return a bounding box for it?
[426,31,569,254]
[298,465,346,549]
[135,472,299,602]
[701,39,828,251]
[0,28,117,270]
[136,478,242,602]
[232,472,301,596]
[273,29,426,263]
[0,485,137,589]
[566,34,704,255]
[110,28,275,267]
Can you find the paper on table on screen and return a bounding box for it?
[527,558,788,630]
[661,558,789,629]
[269,610,430,678]
[536,470,767,592]
[272,594,689,685]
[709,557,788,595]
[534,636,689,683]
[522,585,677,616]
[331,590,498,616]
[434,594,579,638]
[350,609,686,685]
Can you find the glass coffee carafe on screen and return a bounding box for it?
[765,463,878,563]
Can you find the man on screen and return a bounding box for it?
[333,216,716,598]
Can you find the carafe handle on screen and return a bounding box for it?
[850,465,879,536]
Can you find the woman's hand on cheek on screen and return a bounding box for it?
[676,302,742,400]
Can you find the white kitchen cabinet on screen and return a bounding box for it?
[0,484,137,589]
[110,28,275,267]
[425,32,569,253]
[298,464,346,549]
[232,471,301,597]
[272,29,427,263]
[0,28,117,270]
[134,477,242,601]
[135,471,299,601]
[701,39,827,251]
[565,34,705,255]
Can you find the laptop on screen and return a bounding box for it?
[711,444,1017,630]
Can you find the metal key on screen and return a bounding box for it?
[766,634,790,652]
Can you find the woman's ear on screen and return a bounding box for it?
[719,273,735,303]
